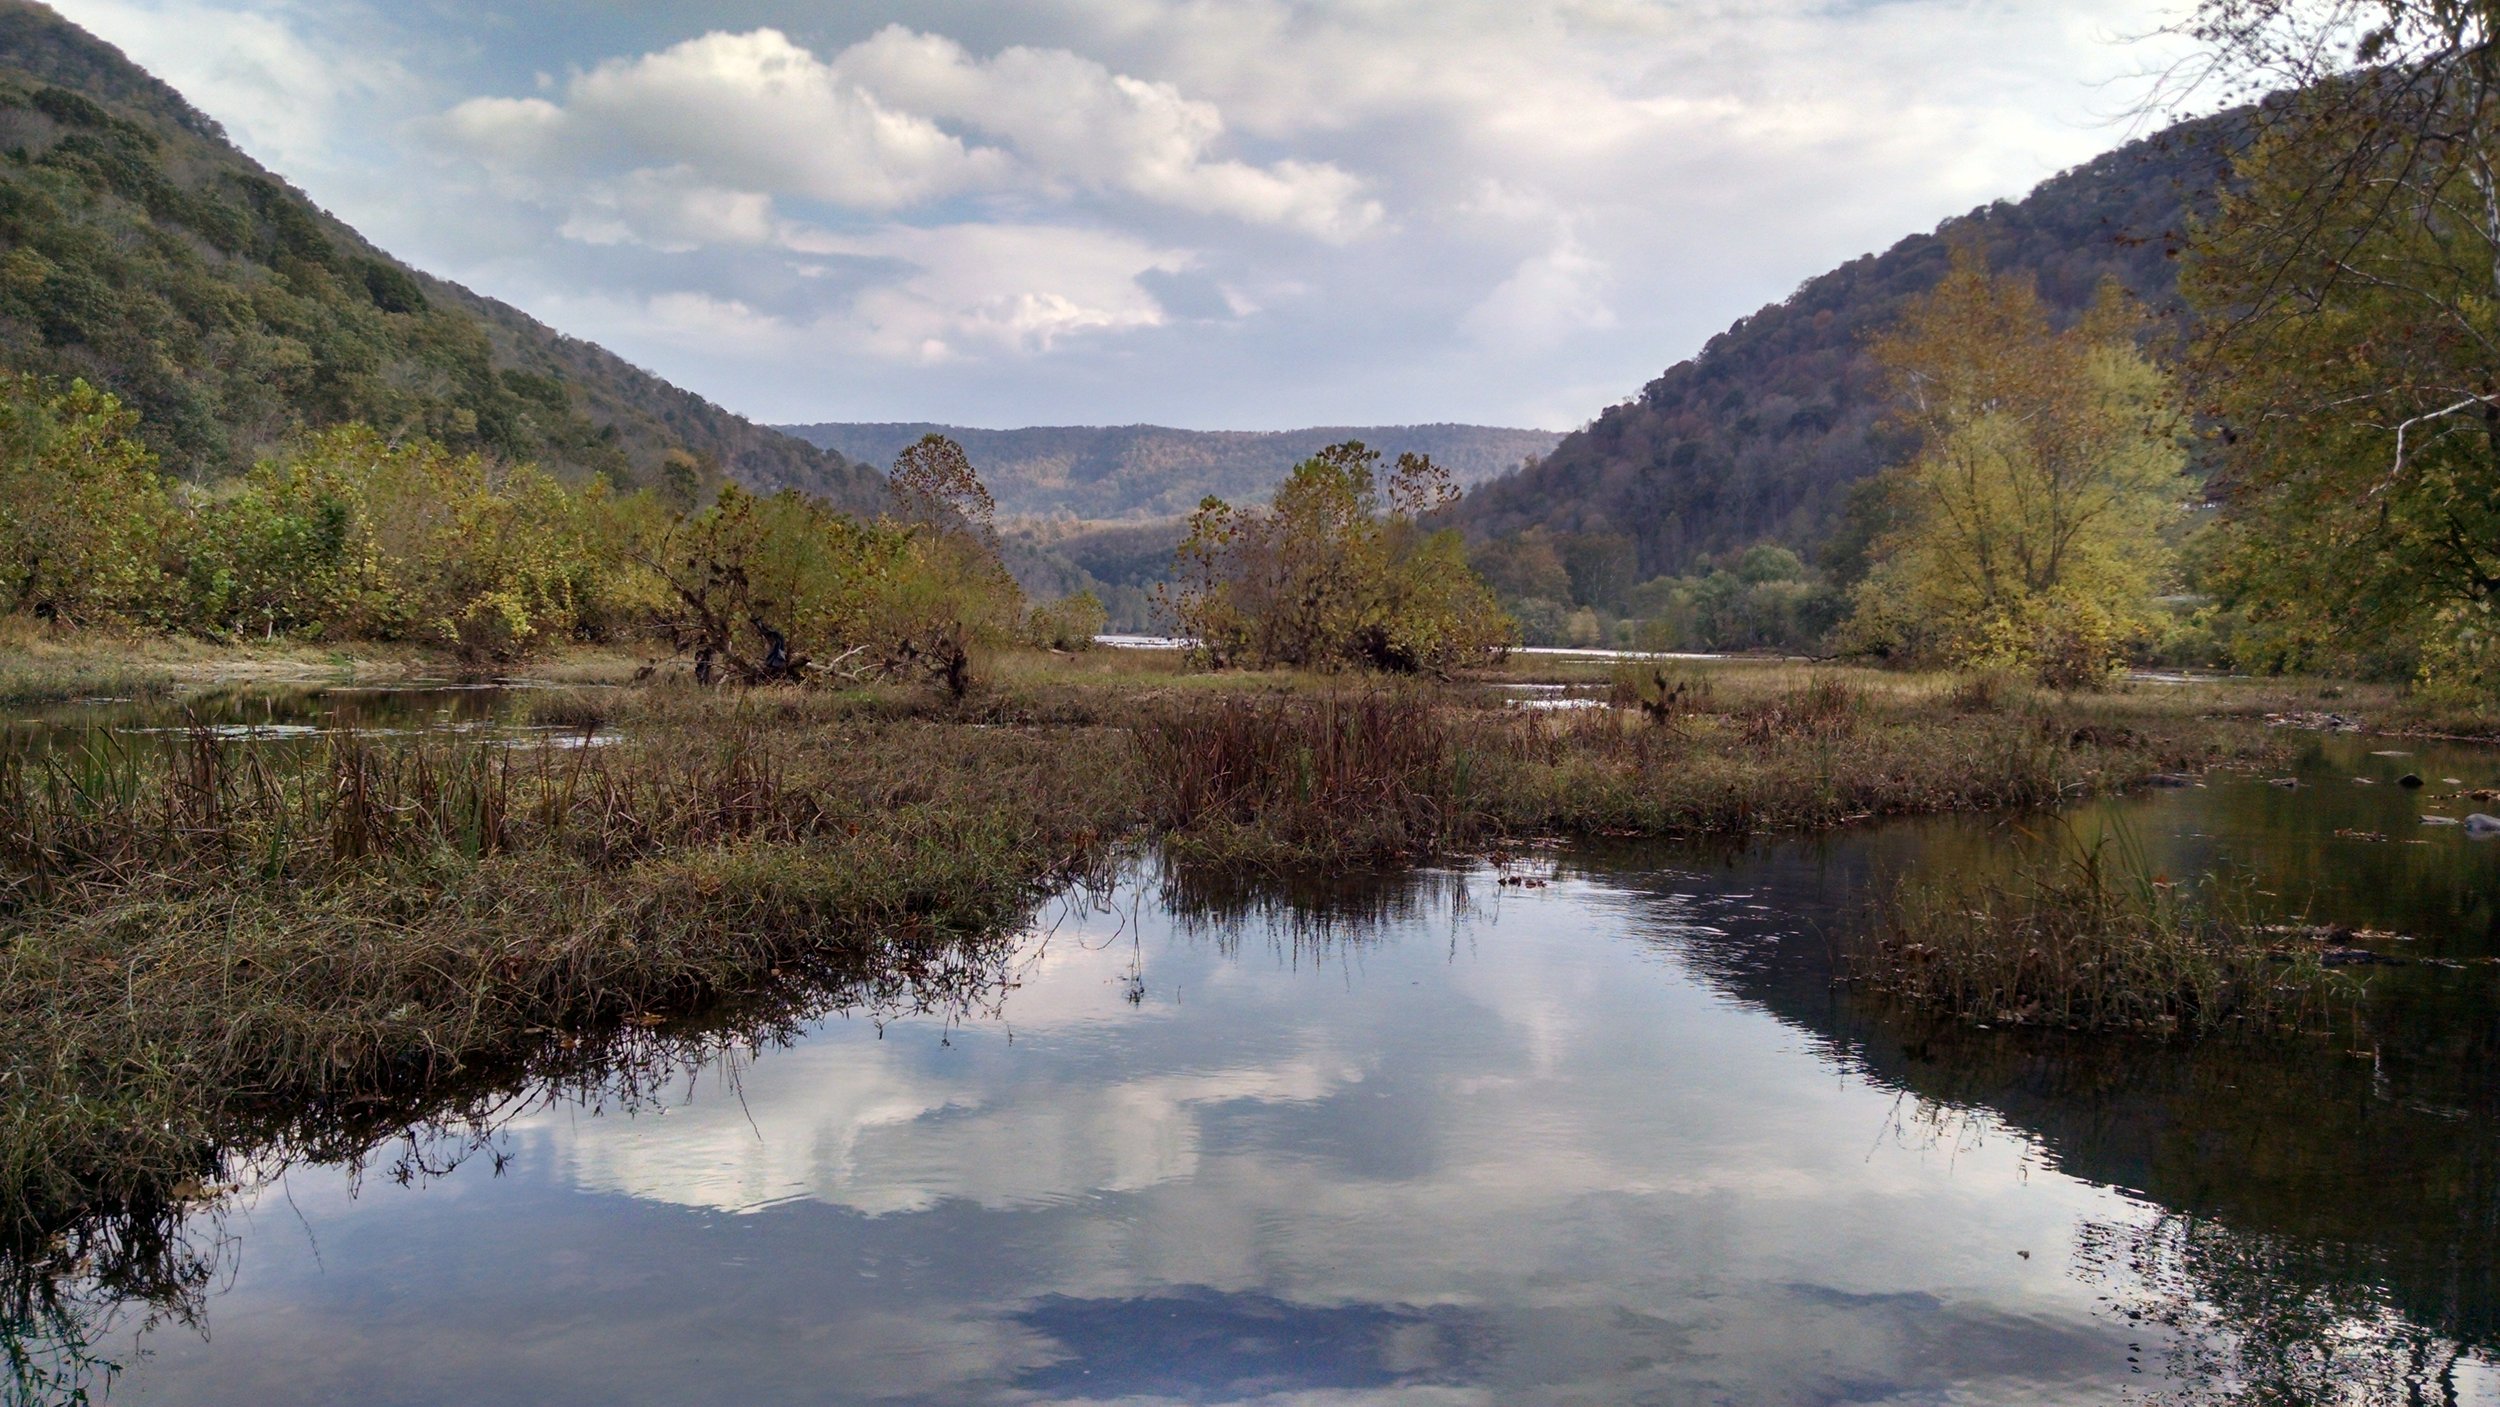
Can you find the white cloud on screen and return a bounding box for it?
[833,26,1382,240]
[1462,229,1615,352]
[52,0,413,176]
[534,222,1188,367]
[556,167,780,252]
[788,222,1189,360]
[441,25,1376,242]
[445,29,1003,212]
[47,0,2202,429]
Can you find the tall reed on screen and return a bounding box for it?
[1132,689,1488,866]
[1842,827,2357,1039]
[0,711,1138,1236]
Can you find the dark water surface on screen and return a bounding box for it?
[17,715,2500,1405]
[3,681,600,755]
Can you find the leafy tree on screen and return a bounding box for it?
[0,374,167,624]
[1028,589,1108,650]
[883,435,1021,693]
[890,432,997,539]
[1166,442,1514,673]
[636,485,905,685]
[2163,1,2500,686]
[1842,257,2189,685]
[657,449,707,513]
[182,426,598,660]
[1612,544,1839,654]
[1559,532,1638,613]
[633,438,1024,695]
[1470,527,1574,604]
[1735,545,1810,585]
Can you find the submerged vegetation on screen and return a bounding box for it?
[1846,829,2356,1039]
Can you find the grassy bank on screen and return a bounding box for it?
[1130,678,2275,868]
[3,649,2298,1233]
[1840,835,2358,1039]
[2,705,1134,1232]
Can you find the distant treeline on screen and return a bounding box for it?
[780,421,1561,522]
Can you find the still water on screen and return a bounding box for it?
[19,709,2500,1405]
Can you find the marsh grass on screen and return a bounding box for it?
[0,929,1031,1406]
[0,660,2290,1244]
[1607,664,1711,726]
[1135,689,1486,867]
[1127,674,2273,868]
[1843,827,2358,1039]
[0,619,179,707]
[521,687,616,730]
[0,709,1136,1235]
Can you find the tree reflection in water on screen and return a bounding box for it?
[2080,1213,2486,1406]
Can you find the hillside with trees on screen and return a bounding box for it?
[1449,114,2238,580]
[0,0,881,508]
[777,421,1560,521]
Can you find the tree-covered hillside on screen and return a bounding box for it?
[1450,116,2237,577]
[0,1,880,507]
[779,421,1560,521]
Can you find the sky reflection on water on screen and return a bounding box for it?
[50,735,2500,1406]
[103,883,2213,1402]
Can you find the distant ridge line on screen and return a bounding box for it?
[778,420,1566,522]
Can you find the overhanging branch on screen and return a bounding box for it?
[2370,393,2492,495]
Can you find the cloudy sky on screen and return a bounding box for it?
[52,0,2189,432]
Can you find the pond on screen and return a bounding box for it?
[10,709,2500,1405]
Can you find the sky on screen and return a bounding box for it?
[50,0,2192,432]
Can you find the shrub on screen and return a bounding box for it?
[1164,442,1514,674]
[0,375,170,625]
[635,477,1022,695]
[179,426,597,661]
[1029,590,1108,650]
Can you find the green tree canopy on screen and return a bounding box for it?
[183,425,602,660]
[0,374,166,625]
[1166,442,1514,674]
[2170,0,2500,685]
[1842,257,2188,685]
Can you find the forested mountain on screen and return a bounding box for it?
[778,421,1561,521]
[1449,116,2238,576]
[0,1,880,506]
